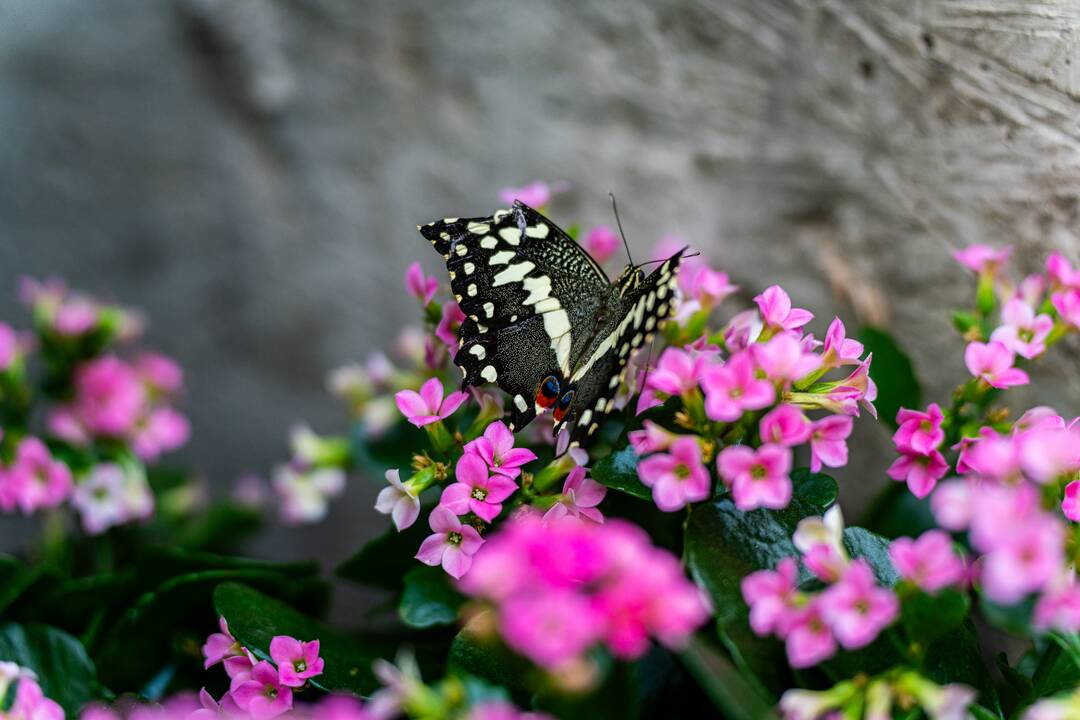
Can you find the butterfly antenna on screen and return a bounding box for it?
[609,192,635,266]
[635,250,701,269]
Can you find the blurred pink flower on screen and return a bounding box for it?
[754,285,813,333]
[583,226,621,264]
[1047,252,1080,290]
[717,443,792,511]
[637,436,711,512]
[1063,481,1080,522]
[435,301,466,350]
[463,421,536,478]
[723,309,762,352]
[72,355,148,436]
[793,507,849,583]
[5,437,72,514]
[499,588,600,668]
[741,557,801,636]
[887,449,948,499]
[893,403,945,455]
[132,407,191,461]
[395,377,468,428]
[71,463,153,535]
[678,263,737,309]
[784,600,837,668]
[1053,288,1080,329]
[819,560,898,649]
[952,243,1011,274]
[229,661,293,720]
[628,420,678,455]
[990,298,1053,359]
[404,262,439,306]
[752,333,822,384]
[202,617,242,669]
[979,520,1064,604]
[498,181,551,208]
[930,479,975,531]
[1033,574,1080,632]
[889,531,966,592]
[440,453,517,522]
[416,505,484,578]
[0,323,18,372]
[270,635,324,687]
[10,677,63,720]
[544,467,606,524]
[645,347,708,397]
[809,415,853,473]
[759,404,811,447]
[964,341,1029,389]
[700,350,775,422]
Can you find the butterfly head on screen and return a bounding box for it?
[616,265,644,297]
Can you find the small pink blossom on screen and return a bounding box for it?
[722,309,762,352]
[793,507,849,583]
[957,429,1022,482]
[416,505,484,578]
[229,661,293,720]
[741,557,801,636]
[952,243,1011,274]
[627,421,678,455]
[678,263,737,308]
[1019,426,1080,483]
[374,469,420,531]
[131,407,191,461]
[440,453,517,522]
[435,301,466,351]
[889,531,966,592]
[637,437,711,512]
[818,560,898,649]
[463,421,537,478]
[752,333,822,384]
[930,479,975,531]
[10,677,63,720]
[979,520,1064,604]
[499,181,551,208]
[395,377,468,428]
[754,285,814,333]
[269,635,324,687]
[784,600,837,668]
[717,443,792,511]
[990,298,1053,359]
[202,617,242,669]
[135,352,184,395]
[645,347,707,397]
[700,351,775,422]
[1033,574,1080,632]
[583,226,621,264]
[893,403,945,455]
[0,324,18,372]
[1053,288,1080,329]
[71,463,152,535]
[5,437,73,514]
[1063,481,1080,522]
[404,262,439,306]
[54,298,99,336]
[820,318,864,368]
[758,405,811,447]
[887,449,948,498]
[809,415,853,473]
[543,467,606,524]
[1047,252,1080,290]
[72,355,148,436]
[964,341,1029,389]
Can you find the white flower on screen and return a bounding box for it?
[374,469,420,531]
[273,465,346,524]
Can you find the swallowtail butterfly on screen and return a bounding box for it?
[418,201,684,446]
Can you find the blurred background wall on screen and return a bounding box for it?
[2,0,1080,568]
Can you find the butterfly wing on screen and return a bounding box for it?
[557,249,685,445]
[419,201,610,431]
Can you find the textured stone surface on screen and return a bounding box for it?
[2,0,1080,564]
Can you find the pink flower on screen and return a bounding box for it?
[678,263,737,308]
[809,415,853,473]
[54,298,99,336]
[10,677,63,720]
[700,351,775,422]
[6,437,72,514]
[395,377,468,428]
[958,429,1022,482]
[416,505,484,578]
[131,407,191,461]
[717,443,792,511]
[583,226,621,264]
[930,479,975,531]
[889,531,966,592]
[435,301,466,351]
[1047,252,1080,290]
[1063,481,1080,522]
[723,309,762,352]
[71,463,151,535]
[544,467,606,524]
[818,560,899,649]
[135,352,184,395]
[1019,426,1080,483]
[1053,288,1080,329]
[440,453,517,522]
[820,318,864,368]
[636,437,711,512]
[628,421,677,455]
[784,600,837,668]
[887,449,948,499]
[759,405,811,447]
[979,520,1064,604]
[964,341,1029,389]
[498,181,551,208]
[72,355,148,436]
[752,333,822,384]
[952,243,1011,274]
[463,421,537,478]
[0,324,18,372]
[645,347,707,397]
[499,588,601,668]
[893,403,945,455]
[202,617,242,669]
[1033,574,1080,632]
[990,299,1053,359]
[793,507,849,583]
[269,635,324,687]
[374,469,420,531]
[230,661,293,720]
[404,262,439,306]
[741,557,801,636]
[754,285,813,332]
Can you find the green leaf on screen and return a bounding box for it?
[678,634,778,720]
[0,558,55,619]
[214,582,383,695]
[399,566,465,628]
[900,588,969,648]
[590,445,653,500]
[336,518,431,589]
[0,623,98,718]
[856,327,920,429]
[921,620,1001,714]
[1031,632,1080,698]
[979,593,1036,635]
[447,621,534,696]
[841,527,899,586]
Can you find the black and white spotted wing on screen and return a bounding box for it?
[418,201,684,445]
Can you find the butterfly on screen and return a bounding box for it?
[418,201,685,446]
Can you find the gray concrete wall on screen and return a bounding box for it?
[2,0,1080,566]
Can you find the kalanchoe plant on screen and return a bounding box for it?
[5,185,1080,720]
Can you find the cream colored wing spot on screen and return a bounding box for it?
[467,222,490,235]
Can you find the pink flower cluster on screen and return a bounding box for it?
[887,403,948,498]
[742,509,899,667]
[0,436,73,515]
[1,662,63,720]
[47,353,190,462]
[19,276,142,339]
[459,516,708,668]
[202,618,325,720]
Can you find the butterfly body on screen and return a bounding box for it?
[418,201,683,445]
